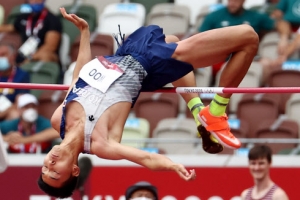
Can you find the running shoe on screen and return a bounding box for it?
[198,125,224,154]
[197,106,241,149]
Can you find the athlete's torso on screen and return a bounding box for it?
[52,55,147,153]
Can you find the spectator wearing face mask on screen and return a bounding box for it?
[0,43,30,120]
[125,181,158,200]
[0,0,62,64]
[0,93,59,153]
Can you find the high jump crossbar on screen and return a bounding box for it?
[1,82,300,93]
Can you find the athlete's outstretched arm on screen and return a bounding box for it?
[60,7,91,83]
[94,140,196,181]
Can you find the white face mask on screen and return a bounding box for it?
[22,108,38,123]
[130,198,153,200]
[0,57,10,71]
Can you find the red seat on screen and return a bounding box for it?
[0,32,22,49]
[134,93,180,137]
[267,66,300,114]
[237,93,280,138]
[70,33,114,62]
[37,90,67,120]
[253,118,299,154]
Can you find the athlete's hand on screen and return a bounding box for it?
[173,164,196,181]
[60,7,89,31]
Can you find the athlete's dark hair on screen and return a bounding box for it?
[37,174,78,198]
[248,145,272,163]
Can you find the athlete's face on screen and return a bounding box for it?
[227,0,245,14]
[41,145,79,187]
[249,157,270,181]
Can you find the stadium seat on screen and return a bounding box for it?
[97,2,146,52]
[152,118,198,154]
[222,0,265,9]
[59,33,71,72]
[130,0,170,17]
[59,4,98,45]
[0,32,22,50]
[253,118,299,154]
[259,31,280,60]
[134,93,180,137]
[174,0,218,27]
[57,3,98,48]
[146,3,190,35]
[237,93,281,138]
[60,18,80,48]
[64,4,97,32]
[45,0,73,14]
[286,94,300,138]
[1,0,24,22]
[97,2,145,35]
[194,67,213,87]
[121,117,150,148]
[37,90,67,120]
[63,61,75,85]
[0,4,4,25]
[215,61,263,114]
[70,33,115,62]
[21,61,60,98]
[267,64,300,114]
[6,4,21,24]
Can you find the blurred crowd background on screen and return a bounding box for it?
[1,0,300,156]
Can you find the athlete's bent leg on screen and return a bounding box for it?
[167,35,224,153]
[172,72,224,154]
[172,25,259,149]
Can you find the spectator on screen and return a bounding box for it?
[240,145,289,200]
[259,19,300,82]
[271,0,300,30]
[0,42,30,120]
[125,181,158,200]
[198,0,277,77]
[0,93,59,153]
[199,0,276,38]
[0,0,62,64]
[271,0,300,54]
[274,25,300,65]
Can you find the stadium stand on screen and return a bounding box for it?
[121,117,150,148]
[97,2,146,52]
[215,61,263,114]
[146,3,190,35]
[286,94,300,139]
[267,64,300,114]
[253,117,299,154]
[21,61,60,98]
[237,93,281,138]
[0,4,4,25]
[174,0,219,28]
[134,93,180,137]
[152,118,198,154]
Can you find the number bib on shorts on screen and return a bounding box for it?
[79,56,124,93]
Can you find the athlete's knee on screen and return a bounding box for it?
[239,24,259,52]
